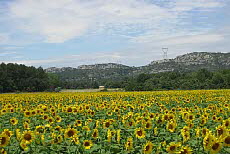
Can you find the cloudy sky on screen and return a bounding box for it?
[0,0,229,68]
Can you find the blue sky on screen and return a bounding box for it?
[0,0,230,68]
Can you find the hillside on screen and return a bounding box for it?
[45,52,230,82]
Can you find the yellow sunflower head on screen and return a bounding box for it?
[0,134,10,147]
[83,140,93,150]
[167,121,176,133]
[64,128,77,138]
[203,133,215,151]
[22,131,34,144]
[222,135,230,146]
[210,140,223,154]
[166,142,181,154]
[143,141,154,154]
[35,126,45,134]
[216,125,227,138]
[2,129,13,138]
[144,121,152,130]
[10,117,18,125]
[0,148,7,154]
[223,119,230,128]
[178,146,192,154]
[75,120,82,127]
[125,137,133,151]
[92,129,99,139]
[135,128,146,139]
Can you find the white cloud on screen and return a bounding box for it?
[172,0,223,12]
[1,46,23,50]
[0,51,17,56]
[8,0,222,43]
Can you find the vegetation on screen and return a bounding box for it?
[123,69,230,91]
[57,68,230,91]
[0,63,230,93]
[0,63,50,93]
[0,90,229,153]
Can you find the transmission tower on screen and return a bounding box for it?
[162,47,168,59]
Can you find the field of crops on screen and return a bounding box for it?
[0,90,229,154]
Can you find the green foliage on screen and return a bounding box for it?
[124,69,230,91]
[0,63,49,93]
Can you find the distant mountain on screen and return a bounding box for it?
[45,52,230,82]
[77,63,131,70]
[140,52,230,73]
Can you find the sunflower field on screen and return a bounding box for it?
[0,90,230,154]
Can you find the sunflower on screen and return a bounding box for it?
[201,128,209,137]
[103,120,111,129]
[209,139,222,154]
[188,122,194,129]
[125,137,133,151]
[24,119,30,124]
[92,129,99,139]
[223,119,230,128]
[217,117,222,123]
[187,114,194,121]
[222,135,230,146]
[167,121,176,133]
[52,135,63,144]
[20,141,29,151]
[64,128,77,138]
[75,120,82,127]
[23,122,30,130]
[0,134,10,147]
[2,129,13,138]
[82,126,90,132]
[83,140,93,150]
[166,142,181,154]
[0,148,7,154]
[66,106,73,113]
[212,115,217,121]
[35,126,45,134]
[31,110,36,116]
[135,128,146,139]
[181,131,190,143]
[48,117,54,124]
[216,125,227,139]
[55,116,62,122]
[125,119,136,128]
[72,135,80,144]
[181,126,190,134]
[168,114,175,121]
[203,133,214,151]
[54,126,62,132]
[143,141,154,154]
[24,110,31,117]
[57,135,63,143]
[200,117,207,126]
[10,117,18,125]
[43,114,49,120]
[149,113,155,119]
[179,146,192,154]
[144,120,152,130]
[22,130,34,144]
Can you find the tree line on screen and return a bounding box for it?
[0,63,60,93]
[0,63,230,93]
[57,68,230,91]
[123,69,230,91]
